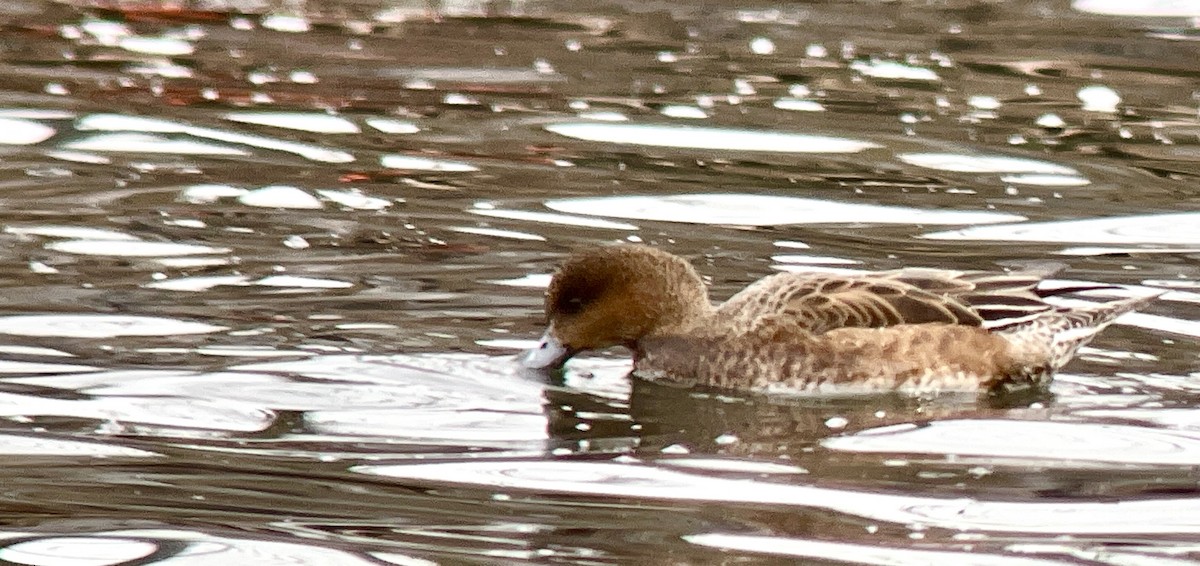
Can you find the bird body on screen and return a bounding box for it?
[522,245,1157,395]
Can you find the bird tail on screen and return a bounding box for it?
[995,292,1160,371]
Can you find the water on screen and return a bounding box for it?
[0,0,1196,563]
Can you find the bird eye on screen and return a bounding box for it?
[560,296,586,315]
[551,276,604,316]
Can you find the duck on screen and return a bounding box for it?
[520,244,1159,394]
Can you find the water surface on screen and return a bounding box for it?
[0,0,1197,563]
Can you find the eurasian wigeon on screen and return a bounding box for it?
[521,244,1158,394]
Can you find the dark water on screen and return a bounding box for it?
[0,0,1196,563]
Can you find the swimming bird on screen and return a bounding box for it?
[520,244,1158,394]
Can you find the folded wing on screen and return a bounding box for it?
[718,268,1067,335]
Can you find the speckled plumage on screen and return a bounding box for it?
[524,245,1158,394]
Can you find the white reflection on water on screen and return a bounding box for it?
[317,189,394,210]
[1077,85,1121,113]
[46,240,230,257]
[147,346,318,358]
[180,184,248,204]
[0,528,419,566]
[0,345,73,357]
[380,154,479,172]
[545,123,882,153]
[1000,174,1090,186]
[118,35,194,56]
[576,110,628,122]
[378,66,567,83]
[365,118,420,134]
[178,184,393,210]
[773,98,825,112]
[44,150,111,164]
[969,96,1002,110]
[0,118,55,145]
[771,254,861,266]
[356,459,1200,534]
[657,457,807,475]
[238,185,323,209]
[822,419,1200,465]
[0,434,157,458]
[224,354,549,446]
[307,409,547,445]
[76,17,131,40]
[24,369,479,412]
[0,536,158,566]
[146,274,355,292]
[0,361,99,374]
[224,112,360,134]
[1006,543,1200,566]
[156,258,230,268]
[449,226,545,241]
[261,13,311,32]
[685,534,1071,566]
[850,60,939,81]
[0,315,226,338]
[476,338,538,350]
[0,390,272,432]
[231,354,541,392]
[64,133,249,156]
[659,105,708,119]
[6,226,140,240]
[470,207,640,230]
[897,153,1080,175]
[545,194,1025,226]
[923,213,1200,244]
[0,109,75,120]
[1076,405,1200,428]
[488,274,552,288]
[1072,0,1200,16]
[127,61,193,79]
[1059,247,1200,256]
[75,114,355,163]
[256,275,353,289]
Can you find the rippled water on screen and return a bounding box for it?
[0,0,1197,563]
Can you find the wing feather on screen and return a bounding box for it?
[718,268,1067,335]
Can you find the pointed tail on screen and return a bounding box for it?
[996,292,1160,371]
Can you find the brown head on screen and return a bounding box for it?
[521,245,712,369]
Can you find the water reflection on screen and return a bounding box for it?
[470,206,640,230]
[923,213,1200,244]
[75,114,355,163]
[896,153,1081,176]
[224,112,362,134]
[545,194,1025,225]
[357,458,1200,534]
[0,118,55,144]
[0,434,156,457]
[824,419,1200,465]
[0,0,1195,562]
[545,123,883,153]
[237,355,550,449]
[0,529,432,566]
[685,534,1074,565]
[0,315,225,338]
